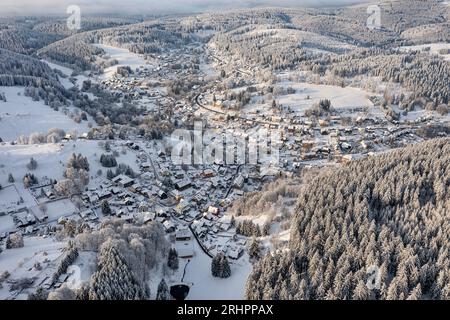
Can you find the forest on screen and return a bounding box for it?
[246,138,450,300]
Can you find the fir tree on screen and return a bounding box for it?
[89,243,146,300]
[156,278,170,300]
[101,200,112,216]
[167,248,179,270]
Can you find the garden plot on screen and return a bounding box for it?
[0,185,37,213]
[0,86,90,142]
[0,185,22,209]
[30,198,78,223]
[0,215,15,234]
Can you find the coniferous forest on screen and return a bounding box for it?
[246,138,450,300]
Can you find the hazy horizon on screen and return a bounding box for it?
[0,0,371,16]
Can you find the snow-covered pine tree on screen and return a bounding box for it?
[211,253,221,277]
[89,243,147,300]
[248,237,262,260]
[211,253,231,278]
[156,278,170,300]
[167,248,179,270]
[220,255,232,278]
[101,200,112,216]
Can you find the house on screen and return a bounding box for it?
[28,206,47,222]
[175,179,192,191]
[156,207,168,217]
[174,202,191,216]
[175,227,191,241]
[44,189,56,200]
[112,174,135,188]
[163,220,176,233]
[79,209,93,219]
[227,246,244,260]
[341,142,352,150]
[15,211,35,226]
[203,211,217,220]
[302,140,315,149]
[140,172,153,181]
[341,154,355,164]
[203,169,215,178]
[208,206,220,215]
[174,171,184,179]
[97,189,112,200]
[142,212,156,224]
[121,213,134,222]
[233,175,244,189]
[122,197,134,206]
[88,193,98,203]
[157,188,167,199]
[158,149,166,157]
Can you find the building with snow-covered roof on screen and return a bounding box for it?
[175,227,191,241]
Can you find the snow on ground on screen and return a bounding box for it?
[0,86,90,142]
[42,60,89,89]
[0,236,66,300]
[0,185,22,209]
[0,215,15,235]
[276,82,373,112]
[183,239,252,300]
[0,140,139,187]
[44,61,73,76]
[399,43,450,61]
[240,82,374,117]
[31,198,78,223]
[94,44,151,80]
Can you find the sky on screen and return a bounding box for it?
[0,0,369,16]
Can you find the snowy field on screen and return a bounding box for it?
[0,185,22,209]
[399,43,450,61]
[43,60,89,89]
[0,140,139,187]
[0,236,66,300]
[30,198,78,223]
[66,251,97,286]
[0,86,90,142]
[278,83,373,111]
[0,215,15,234]
[94,44,151,80]
[242,82,374,116]
[183,240,252,300]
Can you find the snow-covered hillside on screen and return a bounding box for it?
[0,86,90,142]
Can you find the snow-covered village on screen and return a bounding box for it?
[0,0,449,303]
